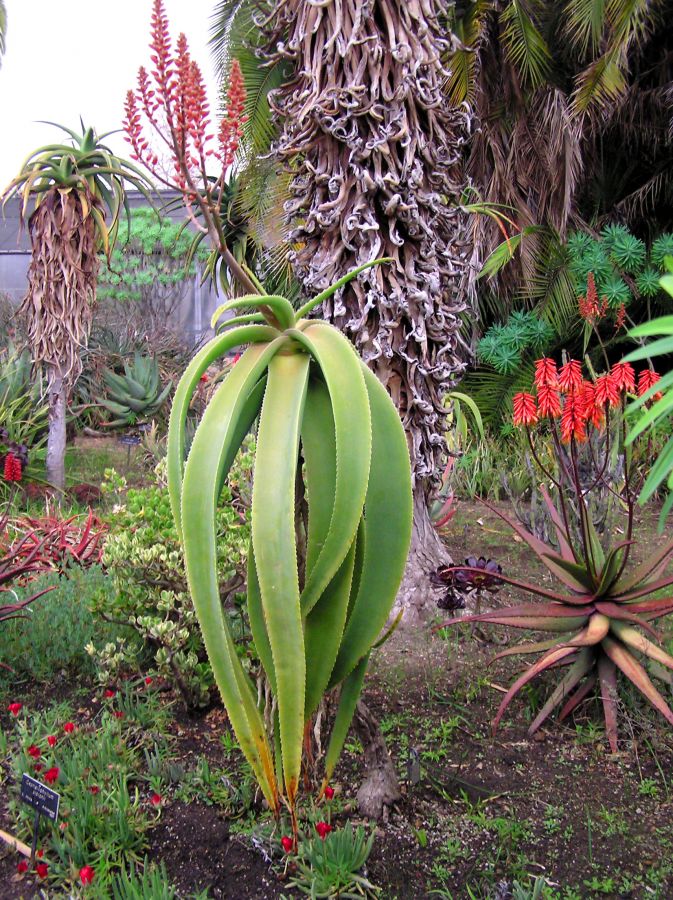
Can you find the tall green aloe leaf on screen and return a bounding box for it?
[168,262,412,831]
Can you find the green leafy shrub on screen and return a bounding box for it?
[0,566,119,681]
[90,456,252,709]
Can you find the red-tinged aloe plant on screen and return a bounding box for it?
[8,509,106,571]
[437,357,673,752]
[0,512,56,669]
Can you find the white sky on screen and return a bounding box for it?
[0,0,221,187]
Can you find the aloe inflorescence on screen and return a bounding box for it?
[167,260,412,831]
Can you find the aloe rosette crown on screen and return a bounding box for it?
[167,261,412,823]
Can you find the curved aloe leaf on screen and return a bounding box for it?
[323,653,369,785]
[167,324,279,537]
[252,350,310,806]
[329,363,413,687]
[290,325,371,618]
[180,363,281,812]
[528,648,593,735]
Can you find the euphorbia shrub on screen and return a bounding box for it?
[438,357,673,752]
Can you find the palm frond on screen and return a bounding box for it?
[572,48,626,114]
[499,0,552,88]
[444,0,491,105]
[563,0,607,57]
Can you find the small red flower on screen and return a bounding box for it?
[16,860,28,874]
[534,358,558,389]
[199,374,209,383]
[37,849,44,858]
[610,362,636,394]
[281,835,293,853]
[47,735,57,748]
[512,393,538,427]
[580,382,604,430]
[324,785,335,800]
[79,865,95,886]
[315,821,333,840]
[104,689,116,698]
[63,722,75,734]
[614,302,627,331]
[90,785,100,794]
[578,273,608,323]
[536,384,561,419]
[558,360,583,394]
[637,369,661,399]
[34,763,43,773]
[144,676,153,685]
[150,792,163,806]
[8,702,22,715]
[113,710,124,719]
[594,373,621,408]
[27,744,41,759]
[36,862,48,879]
[44,767,60,785]
[560,394,587,444]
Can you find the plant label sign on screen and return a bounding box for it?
[20,774,59,823]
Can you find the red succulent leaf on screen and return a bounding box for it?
[602,635,673,728]
[492,646,578,731]
[528,648,593,735]
[558,673,597,721]
[597,654,619,752]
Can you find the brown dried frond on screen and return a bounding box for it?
[20,187,100,388]
[260,0,476,488]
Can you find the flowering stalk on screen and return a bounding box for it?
[124,0,254,294]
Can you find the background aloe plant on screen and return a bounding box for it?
[167,262,412,833]
[438,357,673,752]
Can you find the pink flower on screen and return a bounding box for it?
[63,722,75,734]
[8,702,22,715]
[150,792,162,806]
[315,821,332,840]
[27,744,41,759]
[36,862,48,878]
[44,767,60,785]
[324,785,335,800]
[47,735,57,748]
[281,835,293,853]
[79,865,95,885]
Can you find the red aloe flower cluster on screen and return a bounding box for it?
[578,273,608,323]
[123,0,246,209]
[3,452,22,482]
[513,357,657,444]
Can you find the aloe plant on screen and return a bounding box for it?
[167,261,412,831]
[100,353,171,427]
[438,356,673,751]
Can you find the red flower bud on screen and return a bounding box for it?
[315,821,332,840]
[27,744,41,759]
[47,735,57,747]
[324,785,335,800]
[36,862,48,878]
[8,702,22,715]
[44,767,60,785]
[150,792,163,806]
[90,785,100,794]
[63,722,75,734]
[104,689,116,698]
[281,835,293,853]
[79,865,95,885]
[17,860,28,874]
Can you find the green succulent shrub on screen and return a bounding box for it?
[90,459,252,709]
[98,353,172,427]
[477,311,553,375]
[167,261,413,832]
[289,823,378,897]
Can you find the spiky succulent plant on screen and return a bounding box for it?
[438,357,673,752]
[167,261,412,833]
[100,354,171,427]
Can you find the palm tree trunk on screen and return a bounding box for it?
[45,366,67,491]
[260,0,475,616]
